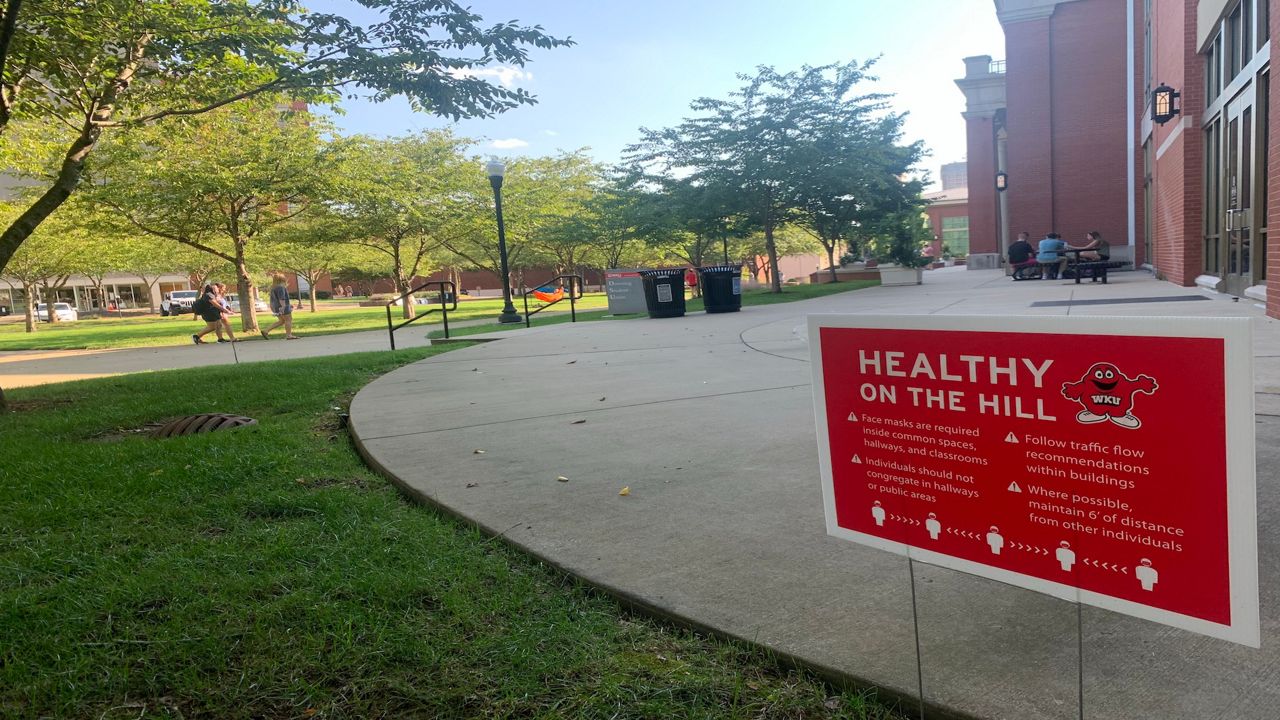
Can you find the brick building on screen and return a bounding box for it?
[958,0,1279,319]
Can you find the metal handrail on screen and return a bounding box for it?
[520,274,584,328]
[385,280,458,350]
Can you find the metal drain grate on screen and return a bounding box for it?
[1030,295,1211,308]
[151,414,258,438]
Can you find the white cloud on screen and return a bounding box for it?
[448,66,533,88]
[543,130,559,136]
[491,138,530,149]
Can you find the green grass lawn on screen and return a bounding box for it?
[0,294,611,351]
[0,350,904,719]
[430,280,880,339]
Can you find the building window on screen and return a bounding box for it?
[1260,0,1270,48]
[941,216,970,257]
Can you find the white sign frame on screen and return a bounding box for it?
[808,314,1259,647]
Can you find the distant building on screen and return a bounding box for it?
[940,161,969,191]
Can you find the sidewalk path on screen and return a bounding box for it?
[350,268,1280,720]
[0,317,492,389]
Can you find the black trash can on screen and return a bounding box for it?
[638,268,687,318]
[697,264,743,313]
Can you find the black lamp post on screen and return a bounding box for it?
[1151,82,1181,125]
[486,159,523,324]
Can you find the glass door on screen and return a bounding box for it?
[1223,83,1256,296]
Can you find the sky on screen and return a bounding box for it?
[310,0,1005,189]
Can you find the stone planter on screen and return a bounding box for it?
[878,265,924,286]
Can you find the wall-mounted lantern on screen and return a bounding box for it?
[995,171,1008,192]
[1151,82,1181,125]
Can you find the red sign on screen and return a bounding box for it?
[809,315,1258,647]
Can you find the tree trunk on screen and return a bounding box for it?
[233,242,258,332]
[42,285,58,324]
[0,384,6,412]
[827,244,839,283]
[22,282,34,332]
[396,275,415,320]
[309,281,317,312]
[764,222,782,293]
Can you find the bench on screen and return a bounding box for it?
[1011,261,1061,280]
[1066,260,1126,284]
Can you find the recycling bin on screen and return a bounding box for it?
[697,264,743,313]
[638,268,687,318]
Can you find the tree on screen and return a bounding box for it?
[262,211,373,312]
[89,99,330,331]
[0,202,82,331]
[333,131,474,319]
[624,60,920,292]
[440,152,598,295]
[0,0,572,276]
[519,152,602,280]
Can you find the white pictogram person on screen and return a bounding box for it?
[1135,558,1159,591]
[986,525,1004,555]
[1055,541,1076,571]
[871,501,886,527]
[925,512,941,540]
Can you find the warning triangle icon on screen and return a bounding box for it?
[848,411,859,422]
[851,454,863,464]
[1005,432,1019,443]
[1008,481,1022,493]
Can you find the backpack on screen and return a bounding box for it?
[192,294,212,314]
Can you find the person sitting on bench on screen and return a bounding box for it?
[1068,230,1110,261]
[1037,232,1067,279]
[1008,231,1039,279]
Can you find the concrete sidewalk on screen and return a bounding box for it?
[350,268,1280,720]
[0,317,493,389]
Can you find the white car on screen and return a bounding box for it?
[226,297,271,313]
[161,289,200,316]
[36,302,78,322]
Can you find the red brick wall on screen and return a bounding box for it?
[1003,1,1132,257]
[1269,0,1280,318]
[965,116,999,254]
[1049,0,1132,253]
[1148,0,1205,287]
[1005,16,1055,238]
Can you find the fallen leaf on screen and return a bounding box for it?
[473,449,486,454]
[466,482,479,488]
[599,396,606,402]
[619,486,630,496]
[571,419,586,425]
[556,475,569,483]
[566,360,576,364]
[824,697,841,711]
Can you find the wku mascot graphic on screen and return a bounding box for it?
[1061,362,1158,429]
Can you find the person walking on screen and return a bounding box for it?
[192,284,225,345]
[261,273,298,340]
[214,283,239,343]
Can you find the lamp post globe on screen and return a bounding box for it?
[486,159,523,324]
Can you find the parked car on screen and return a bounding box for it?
[36,302,79,322]
[226,297,270,313]
[160,289,200,316]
